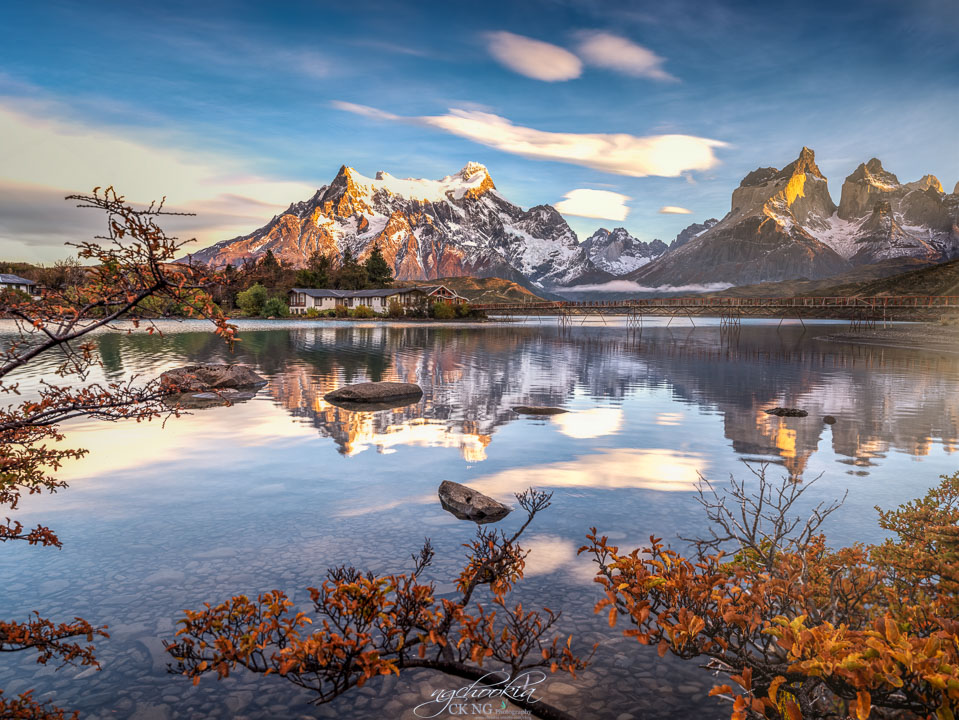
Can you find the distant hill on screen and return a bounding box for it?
[707,258,934,297]
[398,276,547,304]
[711,257,959,298]
[820,257,959,297]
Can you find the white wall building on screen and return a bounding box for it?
[0,273,38,296]
[288,286,464,315]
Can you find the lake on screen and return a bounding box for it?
[2,318,958,720]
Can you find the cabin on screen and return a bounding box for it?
[288,286,465,315]
[417,285,463,303]
[0,273,38,297]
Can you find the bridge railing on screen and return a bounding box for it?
[473,296,959,312]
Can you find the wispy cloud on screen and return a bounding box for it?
[556,188,630,221]
[484,31,583,81]
[575,31,677,81]
[0,97,315,259]
[330,100,400,121]
[561,280,734,293]
[659,205,692,214]
[161,31,332,80]
[333,103,726,178]
[349,39,432,58]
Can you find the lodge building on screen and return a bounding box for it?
[287,285,464,315]
[0,274,39,297]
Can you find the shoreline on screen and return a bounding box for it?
[818,322,959,355]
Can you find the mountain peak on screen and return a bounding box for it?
[838,159,902,219]
[457,162,495,197]
[780,146,825,181]
[581,226,667,275]
[850,158,899,187]
[460,161,489,178]
[325,163,497,204]
[730,147,834,226]
[916,174,944,193]
[739,167,779,188]
[329,164,360,188]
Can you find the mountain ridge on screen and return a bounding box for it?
[186,151,959,293]
[625,148,959,288]
[185,162,612,290]
[581,227,667,274]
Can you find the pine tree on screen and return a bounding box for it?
[335,247,368,290]
[294,251,334,288]
[259,249,282,285]
[363,243,394,288]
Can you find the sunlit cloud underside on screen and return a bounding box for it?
[333,102,726,178]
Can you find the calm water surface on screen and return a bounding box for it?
[2,318,958,720]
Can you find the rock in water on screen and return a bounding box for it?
[324,382,423,406]
[513,406,567,415]
[438,481,511,524]
[764,407,808,417]
[823,415,837,424]
[159,364,267,393]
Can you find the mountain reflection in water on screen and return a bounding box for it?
[247,323,959,480]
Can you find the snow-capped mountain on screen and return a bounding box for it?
[669,218,719,250]
[580,227,667,275]
[186,162,611,289]
[823,159,959,264]
[628,148,959,288]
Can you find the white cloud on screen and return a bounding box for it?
[659,205,692,214]
[555,188,630,221]
[0,97,316,260]
[330,100,400,121]
[485,31,582,81]
[575,31,676,81]
[335,103,726,178]
[561,281,734,293]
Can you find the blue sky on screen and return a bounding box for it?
[1,0,957,261]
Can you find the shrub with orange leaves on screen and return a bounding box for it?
[1,188,234,719]
[581,464,959,720]
[168,489,594,720]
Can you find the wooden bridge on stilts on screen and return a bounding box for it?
[470,296,959,330]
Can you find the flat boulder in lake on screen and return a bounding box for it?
[324,382,423,407]
[764,407,808,417]
[159,364,267,393]
[513,406,567,415]
[438,480,511,524]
